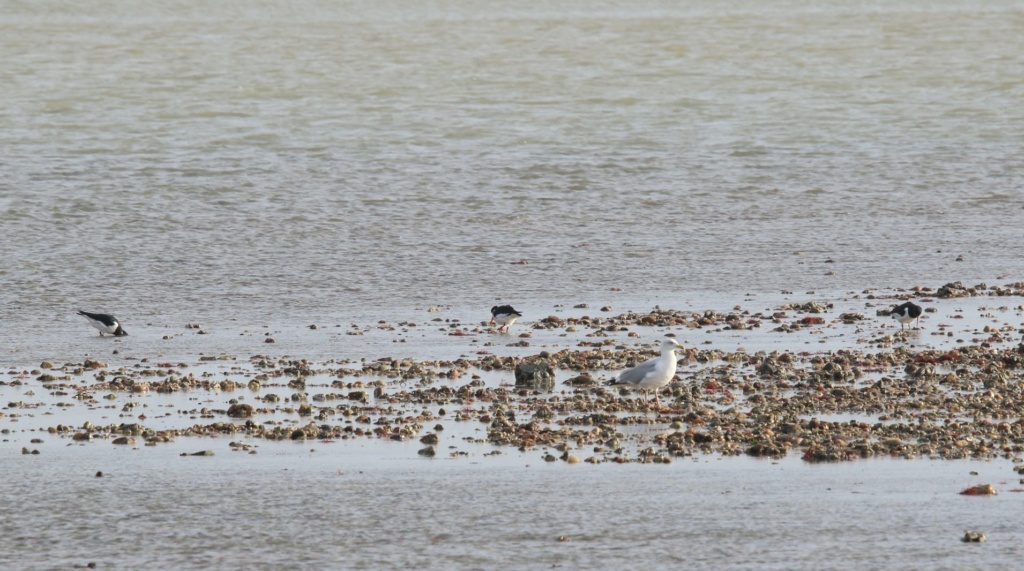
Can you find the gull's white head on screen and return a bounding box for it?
[660,338,682,352]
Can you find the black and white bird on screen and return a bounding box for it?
[489,305,522,333]
[891,301,923,330]
[605,338,683,405]
[77,310,128,337]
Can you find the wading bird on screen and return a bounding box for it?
[77,310,128,337]
[606,338,683,405]
[489,305,522,333]
[891,301,922,330]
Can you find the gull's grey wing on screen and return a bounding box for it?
[616,357,659,385]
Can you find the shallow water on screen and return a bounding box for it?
[3,0,1024,568]
[2,0,1023,337]
[5,285,1020,370]
[2,446,1022,570]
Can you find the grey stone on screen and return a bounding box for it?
[514,361,555,391]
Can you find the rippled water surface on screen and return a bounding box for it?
[3,448,1024,570]
[2,0,1024,568]
[3,0,1023,330]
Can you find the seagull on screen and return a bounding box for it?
[489,305,522,332]
[606,338,683,405]
[77,310,128,337]
[891,301,923,330]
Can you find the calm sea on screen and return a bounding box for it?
[2,0,1023,568]
[3,0,1022,330]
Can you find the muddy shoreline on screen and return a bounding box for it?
[5,281,1024,472]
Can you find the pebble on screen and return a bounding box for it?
[960,484,997,496]
[962,530,986,542]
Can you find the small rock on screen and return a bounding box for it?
[226,403,254,418]
[348,390,368,402]
[564,373,595,387]
[418,446,436,457]
[938,281,971,298]
[514,361,556,391]
[962,530,986,542]
[959,484,997,496]
[420,433,439,445]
